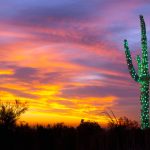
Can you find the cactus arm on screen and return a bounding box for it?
[140,15,149,74]
[124,39,139,82]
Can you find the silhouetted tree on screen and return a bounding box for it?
[0,100,28,128]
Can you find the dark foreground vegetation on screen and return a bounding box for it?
[0,100,150,150]
[0,119,150,150]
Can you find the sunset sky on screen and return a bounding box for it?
[0,0,150,126]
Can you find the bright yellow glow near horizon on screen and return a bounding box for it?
[0,87,117,127]
[18,95,117,127]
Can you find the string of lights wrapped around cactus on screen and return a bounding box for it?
[124,15,150,129]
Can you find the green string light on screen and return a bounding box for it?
[124,15,150,129]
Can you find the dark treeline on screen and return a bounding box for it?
[1,119,150,150]
[0,101,149,150]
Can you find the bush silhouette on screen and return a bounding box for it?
[77,119,102,135]
[77,120,103,150]
[0,100,28,128]
[108,116,139,130]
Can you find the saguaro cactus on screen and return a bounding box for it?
[124,15,150,129]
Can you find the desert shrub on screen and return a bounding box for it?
[0,100,28,128]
